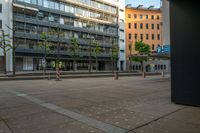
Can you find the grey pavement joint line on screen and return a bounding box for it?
[125,106,187,133]
[0,117,15,133]
[5,89,128,133]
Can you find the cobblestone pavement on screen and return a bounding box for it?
[0,75,200,133]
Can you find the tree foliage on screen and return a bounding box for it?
[69,37,79,57]
[92,40,102,57]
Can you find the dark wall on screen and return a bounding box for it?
[170,0,200,106]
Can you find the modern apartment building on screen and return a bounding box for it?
[125,5,170,73]
[0,0,126,72]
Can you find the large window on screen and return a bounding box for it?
[152,34,155,40]
[135,34,137,40]
[146,23,149,29]
[157,24,160,30]
[128,23,131,29]
[129,33,132,40]
[140,23,143,29]
[152,24,154,30]
[146,34,149,40]
[157,34,160,40]
[134,23,137,29]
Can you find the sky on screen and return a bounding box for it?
[125,0,161,8]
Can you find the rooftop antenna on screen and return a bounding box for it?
[126,4,132,8]
[137,5,143,9]
[148,5,155,9]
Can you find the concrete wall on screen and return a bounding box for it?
[170,0,200,106]
[105,0,126,71]
[161,0,170,45]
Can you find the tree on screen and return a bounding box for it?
[111,41,119,73]
[49,28,63,71]
[69,37,79,71]
[0,30,11,74]
[5,24,19,77]
[128,43,132,71]
[92,40,103,72]
[130,41,150,77]
[38,32,53,72]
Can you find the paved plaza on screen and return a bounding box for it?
[0,75,200,133]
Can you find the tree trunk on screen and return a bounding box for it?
[44,42,47,73]
[12,48,16,77]
[112,58,114,73]
[96,57,98,72]
[2,30,7,74]
[3,49,7,74]
[141,61,146,78]
[89,45,91,73]
[73,57,76,72]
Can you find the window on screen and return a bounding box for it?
[157,24,160,30]
[164,65,166,69]
[146,23,148,29]
[120,19,124,22]
[157,15,160,20]
[135,34,138,39]
[152,24,154,29]
[120,39,124,42]
[0,4,2,13]
[140,23,143,29]
[152,34,155,40]
[128,23,131,29]
[140,34,143,40]
[134,14,137,19]
[128,14,131,18]
[128,33,132,40]
[152,44,155,50]
[134,23,137,29]
[120,29,124,32]
[140,14,143,19]
[0,20,2,29]
[120,49,125,53]
[151,15,154,19]
[146,15,148,19]
[146,34,149,40]
[120,9,124,12]
[157,34,160,40]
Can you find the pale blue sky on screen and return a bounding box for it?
[125,0,161,8]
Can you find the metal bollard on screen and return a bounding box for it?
[162,71,165,77]
[56,68,61,81]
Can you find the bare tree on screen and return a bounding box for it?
[6,24,19,77]
[0,30,11,74]
[92,40,102,72]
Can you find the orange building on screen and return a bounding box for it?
[125,5,162,58]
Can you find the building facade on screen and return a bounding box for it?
[0,0,126,72]
[0,0,13,72]
[125,5,170,73]
[161,0,170,46]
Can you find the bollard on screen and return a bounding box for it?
[56,68,61,81]
[114,72,119,80]
[162,71,165,77]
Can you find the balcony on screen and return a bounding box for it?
[15,48,111,59]
[13,15,118,37]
